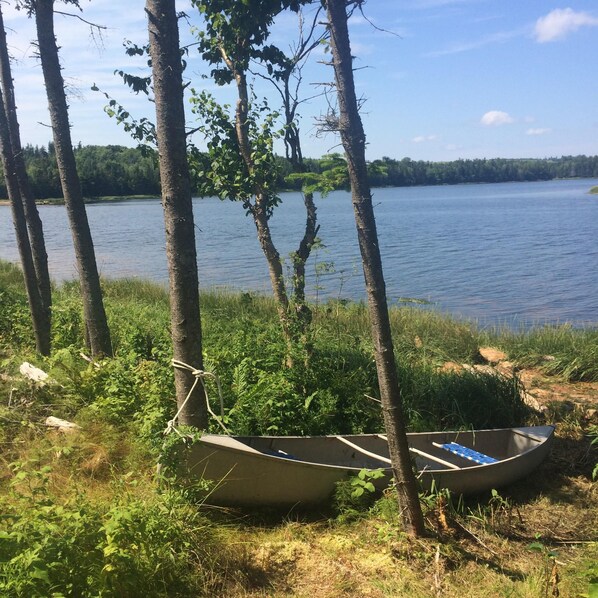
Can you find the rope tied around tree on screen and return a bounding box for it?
[165,359,230,436]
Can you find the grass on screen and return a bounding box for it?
[1,260,597,596]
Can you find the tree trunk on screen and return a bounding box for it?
[325,0,425,537]
[0,5,52,323]
[252,195,291,322]
[0,87,50,355]
[291,190,318,330]
[146,0,207,428]
[278,57,319,336]
[34,0,112,358]
[225,62,295,350]
[214,28,319,354]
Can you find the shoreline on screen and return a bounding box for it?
[1,178,598,206]
[0,195,160,206]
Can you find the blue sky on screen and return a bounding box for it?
[3,0,598,161]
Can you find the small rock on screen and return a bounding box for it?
[45,416,80,433]
[20,362,49,386]
[478,347,508,364]
[518,369,542,388]
[495,361,515,376]
[472,364,498,375]
[522,392,545,412]
[440,361,463,373]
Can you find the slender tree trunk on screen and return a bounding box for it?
[223,61,295,349]
[252,196,291,323]
[0,88,50,354]
[325,0,425,537]
[291,190,318,329]
[146,0,207,428]
[278,60,319,334]
[0,5,52,338]
[217,34,318,352]
[34,0,112,358]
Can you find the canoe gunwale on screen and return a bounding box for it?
[197,425,555,476]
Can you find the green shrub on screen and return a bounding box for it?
[0,461,223,597]
[0,286,33,351]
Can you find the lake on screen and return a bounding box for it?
[1,178,597,328]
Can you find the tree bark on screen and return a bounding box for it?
[34,0,112,358]
[291,190,318,329]
[0,5,52,325]
[325,0,425,537]
[146,0,207,428]
[0,87,49,355]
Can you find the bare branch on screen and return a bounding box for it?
[185,125,202,137]
[357,3,402,38]
[54,10,107,30]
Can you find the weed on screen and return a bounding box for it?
[0,460,225,597]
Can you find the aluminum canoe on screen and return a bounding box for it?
[181,425,555,507]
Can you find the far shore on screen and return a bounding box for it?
[1,180,597,206]
[0,195,160,206]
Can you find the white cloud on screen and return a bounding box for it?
[412,134,438,143]
[426,28,523,57]
[534,8,598,43]
[526,128,551,136]
[480,110,514,126]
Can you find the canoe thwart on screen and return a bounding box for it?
[381,433,462,470]
[408,446,461,470]
[335,435,392,465]
[433,441,498,465]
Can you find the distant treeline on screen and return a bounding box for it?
[1,143,597,200]
[0,144,161,200]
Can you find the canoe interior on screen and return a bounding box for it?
[213,427,551,472]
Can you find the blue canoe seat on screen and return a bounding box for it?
[435,442,498,465]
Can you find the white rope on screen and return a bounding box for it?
[165,359,231,435]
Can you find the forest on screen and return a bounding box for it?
[1,143,597,199]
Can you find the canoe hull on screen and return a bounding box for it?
[182,426,554,507]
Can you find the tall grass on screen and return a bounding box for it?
[487,324,598,382]
[3,260,595,441]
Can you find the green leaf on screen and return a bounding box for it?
[30,568,50,583]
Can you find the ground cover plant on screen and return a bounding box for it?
[1,260,596,596]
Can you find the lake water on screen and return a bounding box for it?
[1,178,597,328]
